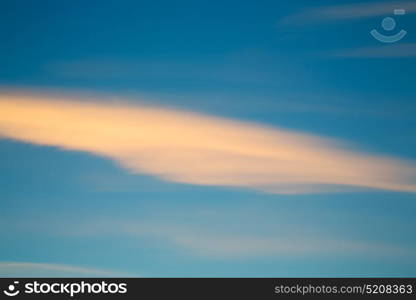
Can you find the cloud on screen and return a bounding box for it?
[46,57,277,85]
[0,262,126,277]
[131,227,402,258]
[280,1,416,25]
[4,212,414,260]
[0,91,415,194]
[70,220,414,259]
[332,43,416,58]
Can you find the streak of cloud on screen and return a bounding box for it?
[280,1,416,25]
[332,43,416,58]
[0,91,415,194]
[126,225,410,258]
[0,262,127,277]
[66,220,415,259]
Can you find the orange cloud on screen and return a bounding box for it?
[0,91,415,194]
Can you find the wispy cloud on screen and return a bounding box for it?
[46,57,278,85]
[333,43,416,58]
[67,220,414,259]
[280,1,416,25]
[0,91,415,194]
[128,226,411,258]
[4,211,415,260]
[0,262,127,277]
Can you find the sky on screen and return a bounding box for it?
[0,0,415,277]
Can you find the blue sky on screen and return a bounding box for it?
[0,0,415,277]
